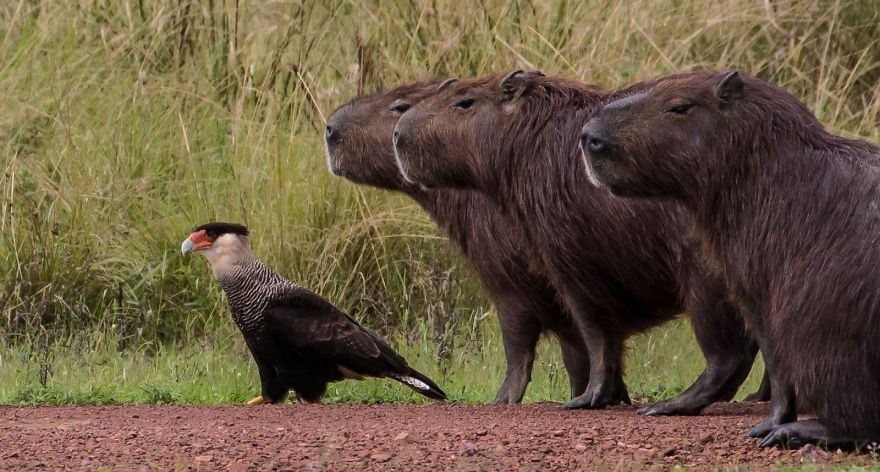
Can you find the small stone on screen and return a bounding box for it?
[195,455,213,463]
[574,443,588,451]
[552,430,564,437]
[475,429,488,437]
[461,441,478,457]
[276,427,285,431]
[699,434,715,444]
[663,447,677,457]
[370,452,392,462]
[393,432,409,442]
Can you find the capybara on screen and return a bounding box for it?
[393,71,766,414]
[581,69,880,449]
[325,80,591,404]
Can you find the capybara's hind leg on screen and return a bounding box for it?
[744,369,771,402]
[559,334,591,401]
[492,308,541,404]
[747,368,796,438]
[563,325,626,410]
[759,419,875,451]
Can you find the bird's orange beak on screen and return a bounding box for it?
[181,230,213,254]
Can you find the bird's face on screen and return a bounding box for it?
[182,222,251,272]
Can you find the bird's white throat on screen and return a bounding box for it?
[199,234,253,278]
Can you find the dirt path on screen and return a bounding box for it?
[0,402,874,470]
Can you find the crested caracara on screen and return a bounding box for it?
[182,222,447,404]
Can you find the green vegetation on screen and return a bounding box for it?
[0,0,876,406]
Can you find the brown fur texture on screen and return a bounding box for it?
[581,69,880,449]
[393,71,765,413]
[325,80,590,404]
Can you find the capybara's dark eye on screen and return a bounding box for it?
[666,103,693,115]
[454,98,476,109]
[390,102,411,114]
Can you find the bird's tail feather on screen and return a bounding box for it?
[390,369,447,401]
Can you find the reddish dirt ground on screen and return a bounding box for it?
[0,402,876,470]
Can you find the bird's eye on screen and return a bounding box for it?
[454,98,476,109]
[390,102,411,114]
[666,103,693,115]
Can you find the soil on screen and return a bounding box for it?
[0,402,875,470]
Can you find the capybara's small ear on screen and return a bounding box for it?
[502,69,544,101]
[715,70,744,106]
[438,78,459,91]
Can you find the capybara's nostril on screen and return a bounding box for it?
[587,136,606,154]
[393,130,401,144]
[325,125,337,142]
[581,122,608,155]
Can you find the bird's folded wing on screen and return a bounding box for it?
[263,290,387,363]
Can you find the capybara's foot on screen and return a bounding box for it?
[491,390,517,405]
[491,377,527,405]
[759,419,872,451]
[759,419,827,449]
[637,398,702,416]
[246,395,272,405]
[747,417,779,438]
[562,382,628,410]
[563,393,597,410]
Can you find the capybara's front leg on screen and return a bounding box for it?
[640,284,757,416]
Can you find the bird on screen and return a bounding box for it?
[181,222,447,404]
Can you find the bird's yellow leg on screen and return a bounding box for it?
[246,392,288,405]
[246,395,271,405]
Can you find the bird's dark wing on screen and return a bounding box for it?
[263,288,409,375]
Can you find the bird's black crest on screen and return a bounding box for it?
[194,222,249,237]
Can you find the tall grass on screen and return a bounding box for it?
[0,0,876,404]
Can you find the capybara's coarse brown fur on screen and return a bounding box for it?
[324,80,591,404]
[393,71,764,413]
[582,70,880,449]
